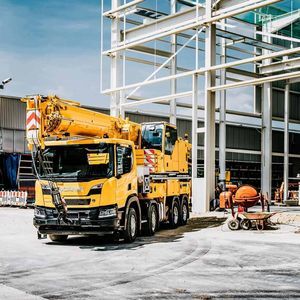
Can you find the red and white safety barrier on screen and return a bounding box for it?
[0,190,27,207]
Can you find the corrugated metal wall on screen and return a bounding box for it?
[272,89,300,121]
[0,95,299,161]
[0,129,27,153]
[0,96,26,130]
[0,96,27,153]
[255,85,300,121]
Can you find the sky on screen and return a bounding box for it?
[0,0,106,106]
[0,0,254,113]
[1,0,294,124]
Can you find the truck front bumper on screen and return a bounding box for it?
[34,206,121,235]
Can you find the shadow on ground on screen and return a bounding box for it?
[46,217,227,251]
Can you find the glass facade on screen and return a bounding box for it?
[236,0,300,38]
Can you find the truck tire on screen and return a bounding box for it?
[180,197,189,225]
[227,219,240,231]
[49,234,68,242]
[146,204,158,236]
[124,207,138,243]
[169,199,179,228]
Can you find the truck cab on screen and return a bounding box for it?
[34,138,140,241]
[140,122,190,174]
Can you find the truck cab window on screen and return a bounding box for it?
[37,144,114,181]
[165,126,177,155]
[116,145,133,176]
[141,124,164,151]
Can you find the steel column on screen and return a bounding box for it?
[170,0,177,125]
[204,0,216,212]
[192,74,198,191]
[261,25,272,202]
[192,74,206,214]
[261,82,272,201]
[219,19,227,190]
[283,83,290,203]
[110,0,123,117]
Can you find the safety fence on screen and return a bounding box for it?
[0,190,28,207]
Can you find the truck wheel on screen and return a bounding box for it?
[180,198,189,225]
[169,200,179,228]
[49,234,68,242]
[228,219,240,231]
[124,207,138,243]
[146,204,158,236]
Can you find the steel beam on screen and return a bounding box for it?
[103,0,280,55]
[288,77,300,84]
[121,91,192,107]
[256,31,300,45]
[103,46,300,95]
[124,16,261,58]
[103,0,144,18]
[259,57,300,74]
[267,9,300,33]
[130,45,171,58]
[124,6,204,45]
[209,70,300,91]
[283,83,290,204]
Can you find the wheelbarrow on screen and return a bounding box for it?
[228,211,277,230]
[224,184,276,230]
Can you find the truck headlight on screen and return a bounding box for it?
[88,184,103,196]
[98,206,117,219]
[34,207,46,218]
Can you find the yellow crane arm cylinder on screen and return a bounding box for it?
[22,95,141,149]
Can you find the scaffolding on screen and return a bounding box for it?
[101,0,300,212]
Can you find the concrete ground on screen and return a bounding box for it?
[0,208,300,299]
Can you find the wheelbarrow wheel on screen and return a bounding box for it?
[240,219,251,230]
[228,219,240,231]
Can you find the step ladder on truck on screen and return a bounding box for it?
[17,153,36,206]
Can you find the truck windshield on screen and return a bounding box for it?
[141,124,164,150]
[38,143,114,181]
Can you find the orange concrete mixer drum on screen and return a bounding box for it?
[233,185,261,208]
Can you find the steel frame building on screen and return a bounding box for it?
[101,0,300,212]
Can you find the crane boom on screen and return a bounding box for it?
[22,95,141,149]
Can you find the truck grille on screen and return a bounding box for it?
[65,199,91,206]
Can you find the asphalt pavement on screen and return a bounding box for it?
[0,207,300,299]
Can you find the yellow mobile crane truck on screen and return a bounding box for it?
[22,95,191,242]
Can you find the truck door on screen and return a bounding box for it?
[164,125,179,172]
[115,144,137,209]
